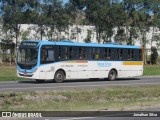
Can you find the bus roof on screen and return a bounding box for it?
[22,40,141,49]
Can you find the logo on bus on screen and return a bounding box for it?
[97,62,111,67]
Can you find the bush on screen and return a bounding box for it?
[151,46,158,64]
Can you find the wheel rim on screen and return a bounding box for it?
[56,73,63,80]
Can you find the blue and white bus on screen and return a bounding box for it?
[16,40,143,83]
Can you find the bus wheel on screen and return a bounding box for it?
[108,69,117,81]
[54,70,65,83]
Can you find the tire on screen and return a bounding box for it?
[108,69,117,81]
[54,70,65,83]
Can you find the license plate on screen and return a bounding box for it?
[23,72,28,76]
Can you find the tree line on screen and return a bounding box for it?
[0,0,160,63]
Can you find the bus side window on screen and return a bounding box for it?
[59,47,63,60]
[128,49,134,60]
[95,48,104,60]
[118,49,122,60]
[111,48,118,60]
[130,49,134,60]
[41,45,55,64]
[104,49,107,59]
[69,47,73,59]
[85,47,92,60]
[58,46,68,60]
[93,48,100,60]
[79,47,85,59]
[74,47,79,59]
[133,49,142,61]
[69,47,79,59]
[64,47,68,59]
[139,49,142,60]
[41,49,48,63]
[122,48,128,60]
[105,48,111,60]
[128,49,131,60]
[100,48,105,60]
[54,46,59,61]
[58,47,61,59]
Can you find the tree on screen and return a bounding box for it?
[85,0,111,43]
[40,0,71,41]
[1,0,20,48]
[84,30,92,43]
[124,0,153,64]
[148,0,160,57]
[0,0,39,47]
[152,33,160,49]
[21,30,31,40]
[123,0,140,45]
[70,0,127,43]
[114,28,126,43]
[151,46,158,64]
[0,39,15,63]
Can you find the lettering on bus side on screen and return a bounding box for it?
[77,64,88,67]
[97,62,111,67]
[61,65,74,67]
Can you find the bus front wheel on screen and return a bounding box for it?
[54,70,65,83]
[108,69,117,81]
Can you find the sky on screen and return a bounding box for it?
[63,0,69,4]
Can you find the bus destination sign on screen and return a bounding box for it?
[21,42,38,47]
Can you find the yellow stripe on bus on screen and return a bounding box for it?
[64,60,88,63]
[123,61,143,65]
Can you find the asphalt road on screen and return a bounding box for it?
[0,77,160,120]
[0,77,160,92]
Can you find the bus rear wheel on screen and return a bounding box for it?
[108,69,117,81]
[54,70,65,83]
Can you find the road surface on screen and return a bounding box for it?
[0,77,160,120]
[0,77,160,92]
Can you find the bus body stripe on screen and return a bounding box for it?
[123,61,143,65]
[64,60,88,63]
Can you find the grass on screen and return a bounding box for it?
[0,64,160,81]
[0,85,160,111]
[143,65,160,76]
[0,65,19,81]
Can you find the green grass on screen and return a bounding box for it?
[0,65,160,81]
[143,65,160,76]
[0,85,160,111]
[0,65,19,81]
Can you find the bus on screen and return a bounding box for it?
[16,40,143,83]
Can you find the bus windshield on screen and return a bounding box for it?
[17,48,38,69]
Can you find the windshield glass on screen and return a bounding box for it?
[17,48,38,69]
